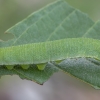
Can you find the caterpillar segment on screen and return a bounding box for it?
[21,65,30,69]
[37,63,46,70]
[6,65,14,70]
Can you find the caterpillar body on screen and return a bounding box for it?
[0,38,100,70]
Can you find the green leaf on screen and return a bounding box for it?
[55,58,100,89]
[0,63,58,84]
[1,0,100,87]
[0,39,15,47]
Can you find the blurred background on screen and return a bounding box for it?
[0,0,100,100]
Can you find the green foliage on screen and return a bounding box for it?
[0,0,100,88]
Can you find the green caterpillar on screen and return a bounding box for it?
[1,38,100,70]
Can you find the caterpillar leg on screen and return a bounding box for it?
[21,65,29,69]
[37,63,46,70]
[6,65,14,70]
